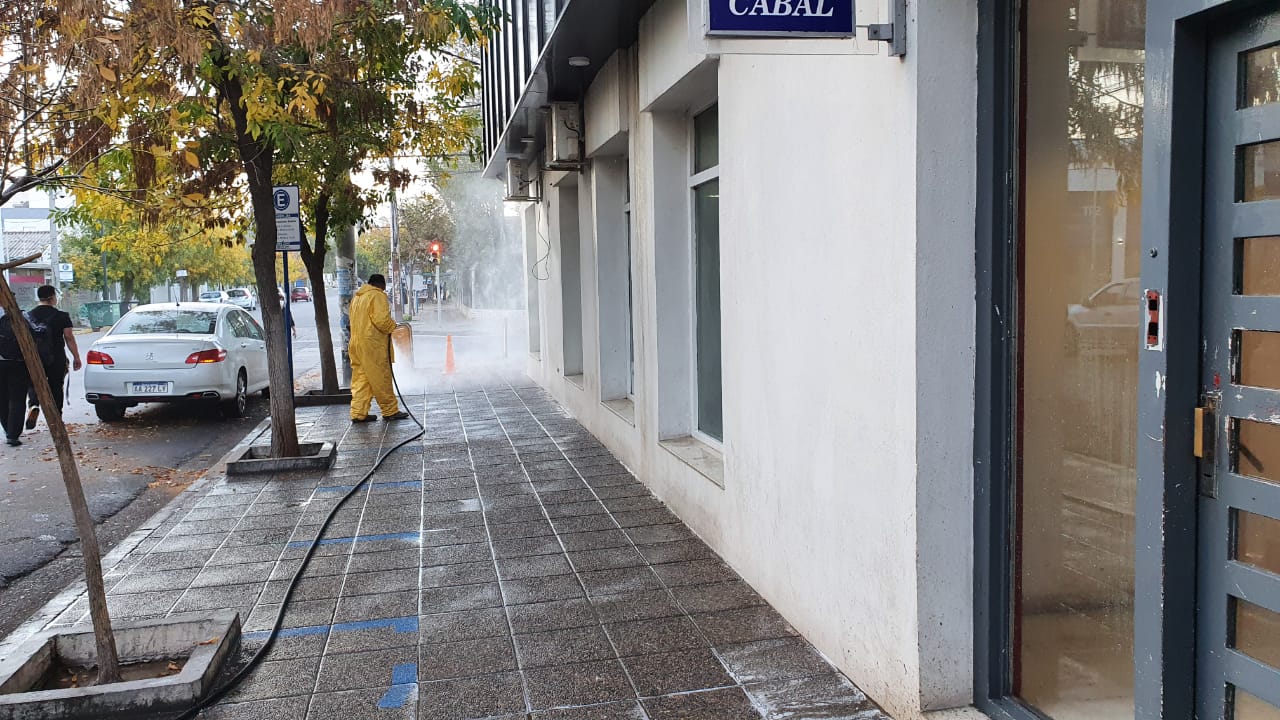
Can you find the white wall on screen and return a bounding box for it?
[520,0,978,716]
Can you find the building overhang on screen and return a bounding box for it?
[483,0,655,181]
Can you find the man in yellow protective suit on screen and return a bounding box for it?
[348,274,409,422]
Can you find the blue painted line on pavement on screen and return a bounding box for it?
[378,663,418,709]
[242,615,418,642]
[286,531,419,549]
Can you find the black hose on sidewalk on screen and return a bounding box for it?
[172,338,422,719]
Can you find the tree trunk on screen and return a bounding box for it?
[0,255,120,684]
[299,192,339,393]
[219,75,300,458]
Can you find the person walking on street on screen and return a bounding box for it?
[348,274,408,422]
[0,307,33,447]
[25,285,81,430]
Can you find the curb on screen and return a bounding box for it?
[0,416,273,660]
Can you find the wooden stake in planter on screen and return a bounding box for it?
[0,253,121,684]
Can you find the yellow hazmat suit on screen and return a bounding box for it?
[348,284,400,419]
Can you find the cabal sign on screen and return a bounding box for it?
[707,0,854,36]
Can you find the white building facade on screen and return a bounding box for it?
[482,1,1280,719]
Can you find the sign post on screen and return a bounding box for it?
[274,185,301,381]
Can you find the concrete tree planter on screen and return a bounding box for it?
[0,611,240,719]
[225,441,337,476]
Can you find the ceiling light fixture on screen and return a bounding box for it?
[567,56,590,68]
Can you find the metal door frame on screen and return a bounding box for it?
[973,1,1279,719]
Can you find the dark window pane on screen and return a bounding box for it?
[694,105,719,174]
[1241,140,1280,202]
[1243,43,1280,108]
[694,179,722,440]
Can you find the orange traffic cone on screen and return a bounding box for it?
[443,334,456,375]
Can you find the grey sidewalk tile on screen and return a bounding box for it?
[423,511,486,531]
[651,559,740,588]
[208,544,288,566]
[533,479,591,494]
[324,622,422,654]
[424,499,483,516]
[670,581,767,615]
[524,659,634,710]
[498,554,573,580]
[420,607,510,644]
[636,540,716,566]
[641,688,763,719]
[543,502,607,520]
[489,520,557,540]
[507,598,597,635]
[717,637,835,684]
[590,484,651,500]
[418,671,527,720]
[223,527,294,547]
[486,505,550,525]
[624,524,695,546]
[604,616,708,657]
[537,489,599,506]
[334,589,419,623]
[243,632,329,661]
[482,493,542,511]
[422,526,489,547]
[421,561,498,588]
[236,513,307,531]
[133,548,217,572]
[567,547,647,573]
[599,496,665,514]
[418,635,519,680]
[479,482,538,499]
[358,517,424,537]
[743,673,888,720]
[307,687,417,720]
[502,574,585,605]
[108,567,200,595]
[529,702,646,719]
[196,696,309,720]
[340,567,420,595]
[348,548,423,573]
[260,575,346,604]
[423,542,493,567]
[548,515,617,535]
[621,648,736,697]
[221,656,321,703]
[172,582,264,613]
[493,535,564,559]
[578,567,663,598]
[589,590,684,625]
[168,517,241,535]
[315,645,418,692]
[514,624,615,668]
[246,598,338,632]
[558,530,631,552]
[691,606,799,647]
[421,581,504,613]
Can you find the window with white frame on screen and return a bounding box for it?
[594,156,636,408]
[690,104,722,442]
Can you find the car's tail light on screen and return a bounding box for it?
[86,350,115,365]
[185,349,227,364]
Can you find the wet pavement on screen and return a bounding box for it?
[1,380,887,720]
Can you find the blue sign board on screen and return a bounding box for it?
[707,0,854,36]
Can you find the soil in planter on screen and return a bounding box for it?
[26,657,188,691]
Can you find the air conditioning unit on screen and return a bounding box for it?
[544,102,583,170]
[504,158,539,202]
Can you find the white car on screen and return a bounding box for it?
[84,303,270,422]
[227,287,257,310]
[199,290,230,304]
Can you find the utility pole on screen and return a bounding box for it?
[46,187,61,306]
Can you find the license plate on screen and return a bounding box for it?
[131,382,170,394]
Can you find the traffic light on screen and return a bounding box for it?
[429,242,442,265]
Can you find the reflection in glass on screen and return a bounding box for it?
[1237,331,1280,389]
[1236,419,1280,485]
[1234,687,1280,720]
[1243,43,1280,108]
[1236,510,1280,576]
[693,105,719,174]
[1231,598,1280,670]
[1238,237,1280,295]
[694,179,722,441]
[1242,141,1280,202]
[1016,2,1143,718]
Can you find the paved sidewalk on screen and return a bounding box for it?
[1,380,887,720]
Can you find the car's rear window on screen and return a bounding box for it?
[112,310,219,335]
[228,289,248,297]
[199,292,221,300]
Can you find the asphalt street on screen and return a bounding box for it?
[0,289,340,637]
